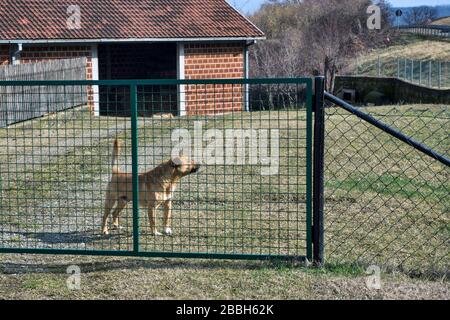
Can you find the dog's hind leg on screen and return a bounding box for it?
[112,199,127,230]
[163,200,173,236]
[102,192,116,235]
[148,206,162,236]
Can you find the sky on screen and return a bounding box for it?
[227,0,450,14]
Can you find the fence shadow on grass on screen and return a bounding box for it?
[0,257,308,275]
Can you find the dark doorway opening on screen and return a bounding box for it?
[98,43,178,117]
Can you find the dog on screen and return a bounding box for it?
[102,139,200,236]
[152,113,175,119]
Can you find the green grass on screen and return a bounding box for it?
[326,172,448,200]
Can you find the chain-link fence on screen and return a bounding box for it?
[323,97,449,277]
[351,56,450,89]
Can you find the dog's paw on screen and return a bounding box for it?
[102,229,110,236]
[163,228,173,236]
[152,231,163,236]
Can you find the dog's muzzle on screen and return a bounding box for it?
[191,165,200,173]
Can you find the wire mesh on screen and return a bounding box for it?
[324,103,449,276]
[351,56,450,89]
[0,79,312,260]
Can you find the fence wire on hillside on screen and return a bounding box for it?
[398,25,450,39]
[351,56,450,89]
[324,103,449,277]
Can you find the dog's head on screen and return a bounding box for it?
[170,156,201,177]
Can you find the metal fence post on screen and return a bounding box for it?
[429,61,432,87]
[444,62,450,87]
[130,83,140,253]
[377,55,381,77]
[420,60,422,86]
[313,76,325,266]
[404,58,407,80]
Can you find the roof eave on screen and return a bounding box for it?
[0,36,266,44]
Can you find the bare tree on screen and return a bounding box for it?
[249,0,393,92]
[403,6,438,25]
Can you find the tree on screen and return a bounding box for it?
[403,6,438,25]
[249,0,393,92]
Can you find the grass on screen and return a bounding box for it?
[326,172,448,200]
[0,256,448,300]
[432,17,450,26]
[0,260,373,300]
[349,34,450,88]
[358,34,450,62]
[0,104,448,299]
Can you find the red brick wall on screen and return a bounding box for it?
[184,43,245,115]
[0,45,9,65]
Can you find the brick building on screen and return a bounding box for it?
[0,0,264,116]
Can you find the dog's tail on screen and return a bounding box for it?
[111,139,121,174]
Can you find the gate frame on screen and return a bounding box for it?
[0,77,315,261]
[312,77,325,266]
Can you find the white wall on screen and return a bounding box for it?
[177,43,186,116]
[92,44,100,116]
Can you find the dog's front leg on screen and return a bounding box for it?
[102,193,115,235]
[112,199,127,230]
[148,207,162,236]
[163,200,173,236]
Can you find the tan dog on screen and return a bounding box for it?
[102,139,200,236]
[152,113,174,119]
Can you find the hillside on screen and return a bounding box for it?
[348,34,450,88]
[357,34,450,63]
[432,16,450,25]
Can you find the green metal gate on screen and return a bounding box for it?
[0,78,313,261]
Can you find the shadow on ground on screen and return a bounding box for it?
[0,257,302,275]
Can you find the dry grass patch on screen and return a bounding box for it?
[0,255,448,300]
[432,17,450,25]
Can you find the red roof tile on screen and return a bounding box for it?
[0,0,264,41]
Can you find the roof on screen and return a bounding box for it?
[0,0,264,43]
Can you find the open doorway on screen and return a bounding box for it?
[98,43,178,117]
